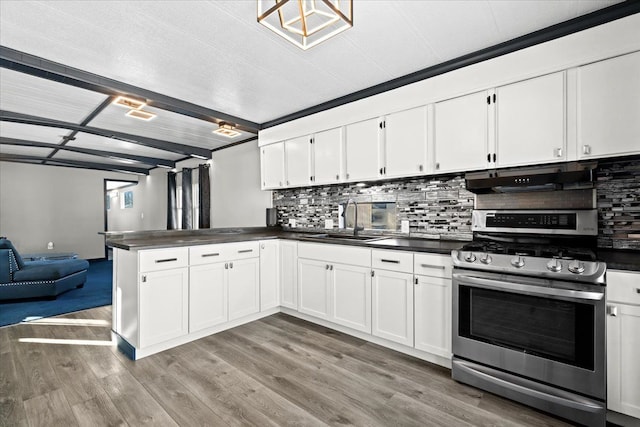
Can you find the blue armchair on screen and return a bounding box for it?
[0,239,90,301]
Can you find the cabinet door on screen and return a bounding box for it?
[434,91,489,173]
[313,127,342,185]
[495,72,566,167]
[372,269,413,346]
[298,258,331,320]
[280,240,298,309]
[607,303,640,418]
[261,142,285,189]
[139,268,189,348]
[577,51,640,159]
[285,135,312,187]
[384,106,428,178]
[332,263,372,333]
[260,241,279,311]
[228,258,260,321]
[344,118,381,182]
[189,263,227,333]
[414,275,451,358]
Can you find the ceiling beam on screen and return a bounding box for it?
[211,136,258,153]
[0,137,176,168]
[0,110,212,159]
[0,45,260,134]
[0,153,149,175]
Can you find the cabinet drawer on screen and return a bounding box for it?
[223,241,260,261]
[190,244,225,265]
[372,250,413,273]
[607,270,640,305]
[414,253,452,278]
[139,247,189,272]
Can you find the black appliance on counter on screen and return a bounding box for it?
[451,209,607,427]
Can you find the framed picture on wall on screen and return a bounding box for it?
[122,190,133,209]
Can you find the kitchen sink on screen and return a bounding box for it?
[309,234,382,242]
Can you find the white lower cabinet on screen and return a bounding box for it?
[413,253,452,358]
[607,270,640,419]
[189,262,227,333]
[372,269,413,346]
[332,263,372,333]
[228,258,260,321]
[139,268,189,348]
[259,240,279,311]
[298,258,331,320]
[279,240,298,309]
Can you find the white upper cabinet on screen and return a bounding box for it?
[577,51,640,160]
[383,106,429,178]
[285,135,312,188]
[495,71,566,167]
[434,90,489,174]
[434,72,566,173]
[313,127,343,185]
[344,117,381,182]
[261,142,285,190]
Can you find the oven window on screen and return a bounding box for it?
[459,286,594,370]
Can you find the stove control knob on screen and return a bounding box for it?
[511,255,525,268]
[464,252,477,263]
[546,258,562,272]
[480,254,492,264]
[568,260,585,274]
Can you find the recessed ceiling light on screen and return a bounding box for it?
[126,109,156,121]
[213,122,241,138]
[113,96,146,110]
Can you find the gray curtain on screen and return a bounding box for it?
[167,172,178,230]
[198,164,211,228]
[182,168,193,230]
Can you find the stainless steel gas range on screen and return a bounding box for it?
[451,209,607,427]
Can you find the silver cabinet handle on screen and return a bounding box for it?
[582,145,591,155]
[201,253,220,257]
[636,288,640,294]
[279,181,282,186]
[380,259,400,264]
[326,264,330,270]
[229,262,233,269]
[418,164,423,172]
[155,258,177,263]
[371,270,375,277]
[260,243,265,249]
[420,263,445,270]
[607,305,618,317]
[141,275,147,283]
[225,263,228,269]
[330,265,333,271]
[346,173,350,179]
[238,249,253,253]
[336,174,339,180]
[554,148,563,158]
[435,162,440,170]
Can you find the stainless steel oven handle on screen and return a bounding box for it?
[453,273,604,301]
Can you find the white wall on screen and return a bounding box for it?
[211,140,272,227]
[0,162,140,259]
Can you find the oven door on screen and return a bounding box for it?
[452,269,605,400]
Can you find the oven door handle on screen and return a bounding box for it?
[453,274,604,301]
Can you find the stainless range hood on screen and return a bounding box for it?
[465,162,596,194]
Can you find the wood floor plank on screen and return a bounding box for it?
[0,350,28,427]
[70,391,127,427]
[100,370,178,426]
[142,373,228,426]
[23,388,77,427]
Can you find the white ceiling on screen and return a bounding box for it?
[0,0,624,174]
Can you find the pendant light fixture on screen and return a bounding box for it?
[257,0,353,50]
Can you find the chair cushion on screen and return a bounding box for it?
[13,259,90,282]
[0,239,25,269]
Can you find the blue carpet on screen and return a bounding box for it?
[0,259,112,327]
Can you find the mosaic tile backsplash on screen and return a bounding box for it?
[273,158,640,249]
[273,175,475,241]
[596,159,640,250]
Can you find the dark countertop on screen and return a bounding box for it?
[597,249,640,272]
[106,227,467,255]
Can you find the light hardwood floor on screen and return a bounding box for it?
[0,306,574,427]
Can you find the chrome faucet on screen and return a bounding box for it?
[345,198,364,236]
